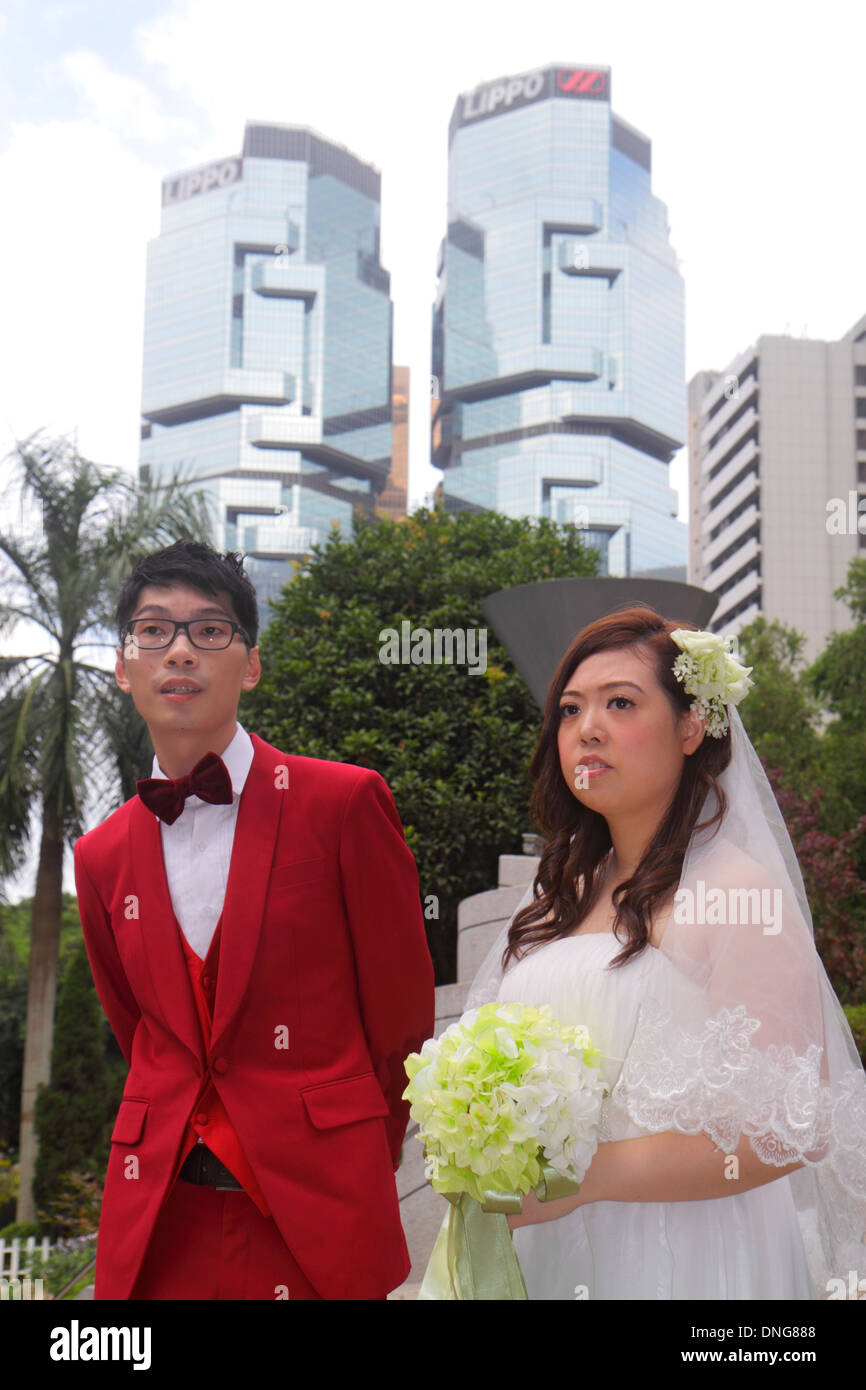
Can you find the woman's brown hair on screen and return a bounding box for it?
[503,603,733,971]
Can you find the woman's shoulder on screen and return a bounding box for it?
[691,833,784,891]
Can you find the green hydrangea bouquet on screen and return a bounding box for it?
[403,1000,606,1299]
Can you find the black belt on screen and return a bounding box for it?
[179,1142,243,1190]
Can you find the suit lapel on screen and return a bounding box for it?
[210,733,282,1050]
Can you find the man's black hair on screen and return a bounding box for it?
[115,540,259,649]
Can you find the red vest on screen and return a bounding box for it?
[171,913,272,1218]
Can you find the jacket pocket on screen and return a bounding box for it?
[299,1072,389,1129]
[271,856,331,890]
[111,1098,149,1144]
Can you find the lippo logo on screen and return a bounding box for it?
[378,622,487,675]
[455,63,610,134]
[162,155,242,205]
[557,68,608,97]
[459,70,545,123]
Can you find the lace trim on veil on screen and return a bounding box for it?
[609,996,866,1201]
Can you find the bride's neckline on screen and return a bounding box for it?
[563,856,668,950]
[560,931,663,955]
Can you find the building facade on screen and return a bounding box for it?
[432,64,687,577]
[140,124,396,612]
[688,312,866,662]
[376,364,410,520]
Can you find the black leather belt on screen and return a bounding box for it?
[179,1142,243,1190]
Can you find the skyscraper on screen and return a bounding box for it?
[376,365,410,521]
[432,64,686,577]
[140,123,395,611]
[688,312,866,662]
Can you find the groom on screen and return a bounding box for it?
[73,539,435,1300]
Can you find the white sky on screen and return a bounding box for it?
[1,0,865,897]
[1,0,864,522]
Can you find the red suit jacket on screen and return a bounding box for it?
[73,732,435,1299]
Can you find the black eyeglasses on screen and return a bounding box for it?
[122,618,251,651]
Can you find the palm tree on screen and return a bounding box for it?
[0,430,218,1222]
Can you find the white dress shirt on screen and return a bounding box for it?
[147,721,254,959]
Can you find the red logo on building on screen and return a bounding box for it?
[557,69,608,96]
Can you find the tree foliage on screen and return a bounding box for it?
[734,615,824,795]
[0,428,217,1221]
[33,941,124,1226]
[764,764,866,1005]
[801,557,866,844]
[241,505,601,980]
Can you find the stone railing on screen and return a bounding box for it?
[393,850,540,1295]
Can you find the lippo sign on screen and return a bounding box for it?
[451,65,610,140]
[162,156,243,206]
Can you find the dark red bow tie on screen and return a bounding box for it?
[136,751,233,825]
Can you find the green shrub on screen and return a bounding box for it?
[0,1153,20,1229]
[35,1168,103,1241]
[33,942,115,1225]
[0,1218,40,1240]
[29,1239,97,1299]
[844,1003,866,1068]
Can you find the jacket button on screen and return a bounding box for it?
[212,1057,229,1075]
[195,1112,209,1125]
[201,974,212,989]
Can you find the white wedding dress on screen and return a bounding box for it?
[496,930,816,1300]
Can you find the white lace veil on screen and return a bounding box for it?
[466,702,866,1298]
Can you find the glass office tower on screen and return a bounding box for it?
[432,65,687,575]
[140,123,394,610]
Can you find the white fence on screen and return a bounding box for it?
[0,1232,96,1283]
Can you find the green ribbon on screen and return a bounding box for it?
[418,1192,528,1299]
[528,1160,583,1206]
[417,1162,581,1300]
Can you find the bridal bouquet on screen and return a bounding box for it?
[403,1001,606,1299]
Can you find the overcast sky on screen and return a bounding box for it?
[1,0,864,522]
[1,0,865,897]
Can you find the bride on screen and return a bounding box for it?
[463,604,866,1300]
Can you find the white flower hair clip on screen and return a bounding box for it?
[669,629,755,738]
